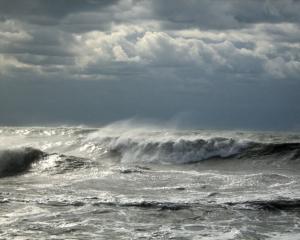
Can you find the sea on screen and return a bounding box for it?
[0,124,300,239]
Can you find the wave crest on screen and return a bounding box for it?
[107,137,250,164]
[102,136,300,164]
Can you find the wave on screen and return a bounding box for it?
[1,140,300,178]
[106,137,250,164]
[0,147,45,177]
[2,127,300,166]
[105,136,300,164]
[0,147,93,178]
[94,198,300,211]
[35,153,91,174]
[92,200,191,211]
[239,142,300,158]
[227,198,300,211]
[37,195,300,212]
[1,130,300,177]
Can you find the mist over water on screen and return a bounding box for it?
[0,123,300,239]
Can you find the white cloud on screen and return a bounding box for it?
[0,20,32,43]
[0,0,299,81]
[0,54,37,77]
[73,26,293,79]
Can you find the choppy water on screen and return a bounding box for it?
[0,125,300,239]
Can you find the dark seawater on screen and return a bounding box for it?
[0,126,300,239]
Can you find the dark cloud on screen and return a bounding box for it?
[14,54,75,66]
[0,0,119,24]
[1,0,300,30]
[150,0,300,30]
[0,28,74,57]
[0,0,299,129]
[232,0,300,24]
[150,0,238,30]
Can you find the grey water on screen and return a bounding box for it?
[0,125,300,239]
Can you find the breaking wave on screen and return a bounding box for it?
[1,127,300,177]
[0,148,93,177]
[106,137,250,164]
[0,147,45,177]
[105,137,300,164]
[34,153,91,174]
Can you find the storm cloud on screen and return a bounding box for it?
[0,0,300,130]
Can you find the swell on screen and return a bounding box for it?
[226,198,300,211]
[6,193,299,212]
[238,142,300,159]
[92,200,191,211]
[94,198,300,211]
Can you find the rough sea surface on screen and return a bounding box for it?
[0,125,300,239]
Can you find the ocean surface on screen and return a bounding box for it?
[0,125,300,239]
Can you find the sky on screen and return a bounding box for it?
[0,0,300,130]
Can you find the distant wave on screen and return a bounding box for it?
[0,147,45,177]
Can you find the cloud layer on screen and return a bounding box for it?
[0,0,300,129]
